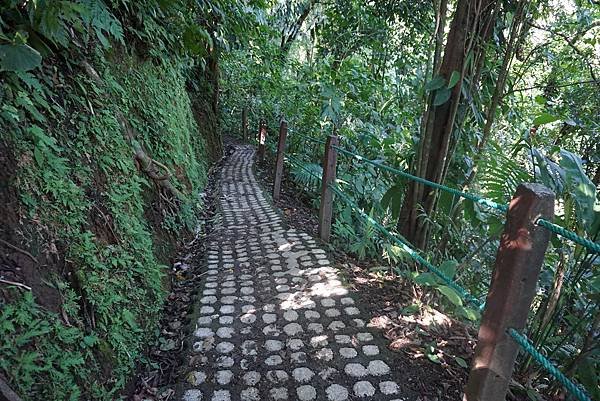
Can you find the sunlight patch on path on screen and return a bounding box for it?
[179,146,414,401]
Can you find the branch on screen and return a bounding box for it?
[0,239,38,264]
[0,374,23,401]
[81,61,183,200]
[281,0,317,53]
[528,22,599,82]
[151,158,174,177]
[503,79,596,96]
[0,279,31,291]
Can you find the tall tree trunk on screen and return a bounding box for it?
[404,0,448,251]
[436,0,529,254]
[398,0,499,250]
[462,0,528,188]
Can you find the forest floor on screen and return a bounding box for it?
[252,145,476,401]
[129,137,530,401]
[128,145,229,401]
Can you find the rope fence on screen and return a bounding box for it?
[250,115,597,401]
[508,329,591,401]
[333,145,509,213]
[329,181,591,401]
[536,218,600,254]
[329,182,484,309]
[333,145,599,255]
[289,131,324,146]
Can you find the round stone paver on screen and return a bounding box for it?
[178,146,414,401]
[183,389,202,401]
[326,384,348,401]
[345,363,368,377]
[297,385,317,400]
[293,367,315,383]
[353,381,376,397]
[380,381,400,395]
[368,360,391,376]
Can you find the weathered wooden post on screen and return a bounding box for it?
[272,119,288,201]
[257,119,267,161]
[318,133,339,242]
[242,107,248,142]
[464,183,554,401]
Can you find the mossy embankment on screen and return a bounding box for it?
[0,16,221,401]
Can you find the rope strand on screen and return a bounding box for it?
[268,132,597,401]
[508,329,591,401]
[329,183,483,308]
[333,145,600,254]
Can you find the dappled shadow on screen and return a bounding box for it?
[250,145,484,400]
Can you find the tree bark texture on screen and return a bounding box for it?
[398,0,499,250]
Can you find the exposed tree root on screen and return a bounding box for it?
[82,60,183,201]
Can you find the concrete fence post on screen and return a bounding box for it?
[318,133,339,242]
[464,183,555,401]
[273,119,288,201]
[257,119,266,161]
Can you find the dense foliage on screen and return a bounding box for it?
[1,0,597,399]
[220,0,599,399]
[0,1,259,399]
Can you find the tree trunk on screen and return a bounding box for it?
[403,0,448,251]
[462,0,528,188]
[280,0,317,55]
[398,0,499,250]
[436,0,529,255]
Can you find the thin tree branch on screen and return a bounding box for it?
[0,239,38,264]
[504,79,597,96]
[0,279,32,291]
[281,0,318,53]
[528,22,599,82]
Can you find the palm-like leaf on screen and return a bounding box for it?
[478,145,531,203]
[288,159,322,191]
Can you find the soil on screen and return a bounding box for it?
[251,141,533,401]
[0,139,63,313]
[129,145,230,401]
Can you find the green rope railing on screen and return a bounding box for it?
[333,145,600,255]
[536,219,600,254]
[329,182,483,309]
[333,145,508,213]
[329,179,591,401]
[265,127,596,401]
[508,329,592,401]
[290,131,324,146]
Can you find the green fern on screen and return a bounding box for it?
[289,160,322,191]
[478,143,531,203]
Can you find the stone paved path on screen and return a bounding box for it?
[180,146,413,401]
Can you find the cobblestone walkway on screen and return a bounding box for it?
[180,146,413,401]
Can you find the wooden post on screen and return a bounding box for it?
[257,119,267,161]
[273,119,288,201]
[318,134,339,242]
[242,107,248,142]
[464,183,554,401]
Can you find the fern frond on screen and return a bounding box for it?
[478,143,531,203]
[289,160,322,191]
